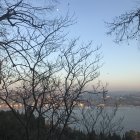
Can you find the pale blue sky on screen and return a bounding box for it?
[56,0,140,92]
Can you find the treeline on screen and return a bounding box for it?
[0,111,139,140]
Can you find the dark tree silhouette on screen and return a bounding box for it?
[80,105,123,137]
[107,6,140,43]
[0,1,103,140]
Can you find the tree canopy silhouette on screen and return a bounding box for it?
[0,1,103,140]
[107,6,140,43]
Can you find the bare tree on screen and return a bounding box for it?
[79,104,124,140]
[0,0,71,140]
[0,1,102,140]
[107,6,140,43]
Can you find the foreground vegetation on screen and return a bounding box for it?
[0,1,140,140]
[0,111,139,140]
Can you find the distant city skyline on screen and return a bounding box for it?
[55,0,140,92]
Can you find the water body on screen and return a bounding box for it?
[1,105,140,133]
[72,106,140,134]
[115,106,140,132]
